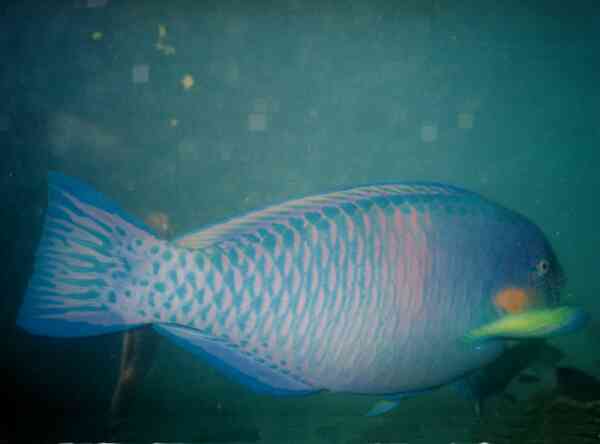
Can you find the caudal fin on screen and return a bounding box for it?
[17,172,159,337]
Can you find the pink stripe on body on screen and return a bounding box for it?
[253,273,262,295]
[224,308,236,329]
[310,262,319,293]
[213,270,223,293]
[402,216,427,316]
[281,311,293,337]
[246,256,256,275]
[356,235,364,266]
[240,289,251,312]
[296,289,306,316]
[221,254,230,274]
[272,268,282,294]
[222,286,232,311]
[264,254,274,277]
[233,268,243,292]
[292,268,301,294]
[283,251,293,277]
[262,312,274,336]
[273,230,283,258]
[302,244,311,273]
[364,258,372,290]
[329,219,338,245]
[393,207,404,231]
[245,310,257,333]
[362,211,371,236]
[278,289,289,316]
[424,209,432,227]
[292,229,301,252]
[259,290,270,314]
[333,285,343,314]
[410,206,419,228]
[338,236,346,268]
[204,286,214,306]
[345,213,355,241]
[328,264,337,292]
[321,243,330,266]
[298,311,309,336]
[315,287,325,316]
[310,225,319,244]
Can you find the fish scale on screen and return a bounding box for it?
[130,199,375,386]
[173,197,408,389]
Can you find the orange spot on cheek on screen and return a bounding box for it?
[495,288,530,313]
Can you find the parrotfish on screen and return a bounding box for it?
[17,173,589,415]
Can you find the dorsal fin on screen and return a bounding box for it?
[174,182,465,250]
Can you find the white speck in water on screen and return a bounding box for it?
[248,113,267,132]
[132,64,149,83]
[125,180,136,192]
[420,123,437,143]
[458,112,474,129]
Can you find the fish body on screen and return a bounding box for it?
[17,173,585,405]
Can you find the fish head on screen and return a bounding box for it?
[492,222,565,316]
[465,220,587,344]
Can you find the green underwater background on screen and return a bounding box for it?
[2,0,599,442]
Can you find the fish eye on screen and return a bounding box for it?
[536,259,550,277]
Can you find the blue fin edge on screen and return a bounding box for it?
[153,324,319,397]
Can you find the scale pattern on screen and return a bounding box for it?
[126,183,477,391]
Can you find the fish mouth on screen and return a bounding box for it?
[464,306,590,344]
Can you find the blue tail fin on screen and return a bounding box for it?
[17,172,159,337]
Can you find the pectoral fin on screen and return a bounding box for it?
[464,306,588,343]
[366,399,400,417]
[366,387,438,416]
